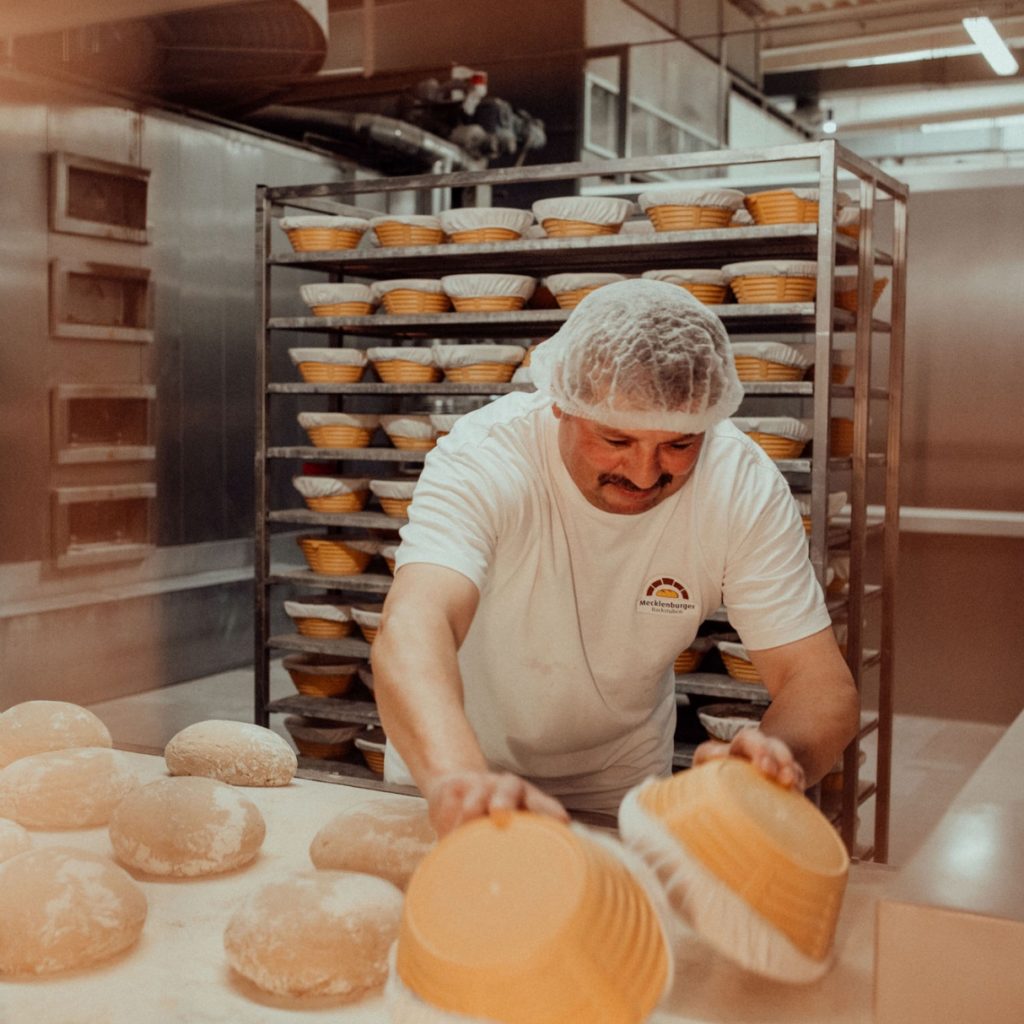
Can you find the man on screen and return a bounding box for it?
[372,278,859,836]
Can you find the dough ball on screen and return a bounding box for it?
[0,818,31,862]
[0,701,112,768]
[0,747,138,829]
[224,871,403,998]
[0,846,147,975]
[165,720,297,787]
[110,776,266,877]
[309,798,436,889]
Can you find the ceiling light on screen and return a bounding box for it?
[846,45,978,67]
[821,111,838,134]
[962,16,1020,76]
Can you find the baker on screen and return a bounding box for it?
[373,278,858,836]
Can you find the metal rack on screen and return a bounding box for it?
[254,140,907,861]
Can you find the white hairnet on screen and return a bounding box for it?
[531,278,743,433]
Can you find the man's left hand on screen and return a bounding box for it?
[692,729,806,791]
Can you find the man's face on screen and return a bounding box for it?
[554,407,705,515]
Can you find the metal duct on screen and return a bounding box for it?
[10,0,328,115]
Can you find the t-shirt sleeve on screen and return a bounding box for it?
[720,462,832,651]
[394,437,512,591]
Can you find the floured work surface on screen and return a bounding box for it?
[0,751,890,1024]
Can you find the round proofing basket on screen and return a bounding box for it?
[373,360,442,383]
[303,491,369,514]
[309,301,374,317]
[744,432,808,460]
[553,285,605,309]
[378,496,412,518]
[394,813,669,1024]
[374,222,445,247]
[357,743,385,774]
[297,361,366,384]
[674,648,706,674]
[357,624,379,644]
[721,652,763,683]
[444,363,518,383]
[646,204,735,231]
[298,537,373,576]
[835,278,887,313]
[680,281,728,305]
[292,736,354,760]
[733,356,805,383]
[448,227,522,243]
[541,218,618,237]
[387,435,436,452]
[730,274,817,304]
[744,190,818,225]
[630,759,849,966]
[381,290,451,315]
[286,227,364,252]
[306,425,373,448]
[283,656,359,698]
[451,295,526,312]
[292,617,355,640]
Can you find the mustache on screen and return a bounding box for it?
[599,473,673,492]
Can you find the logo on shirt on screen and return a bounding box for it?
[638,576,696,615]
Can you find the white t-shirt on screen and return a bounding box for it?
[388,391,831,812]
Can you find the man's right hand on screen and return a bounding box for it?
[423,770,570,838]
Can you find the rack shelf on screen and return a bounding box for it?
[255,141,906,862]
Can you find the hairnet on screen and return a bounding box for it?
[531,278,743,433]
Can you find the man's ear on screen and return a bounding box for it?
[551,404,563,420]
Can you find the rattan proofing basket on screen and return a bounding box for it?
[292,617,355,640]
[286,227,364,252]
[381,291,451,315]
[646,204,735,231]
[733,356,806,382]
[302,491,369,514]
[721,652,764,683]
[448,227,522,243]
[541,218,618,237]
[297,361,366,384]
[730,275,817,304]
[374,222,445,247]
[553,285,605,309]
[745,431,808,459]
[450,295,527,312]
[298,536,374,575]
[831,418,855,457]
[744,190,820,224]
[372,360,442,383]
[283,655,359,697]
[357,623,379,644]
[835,278,887,313]
[444,363,518,383]
[674,647,706,674]
[357,740,385,774]
[305,425,374,448]
[387,435,436,452]
[680,281,729,304]
[375,496,411,518]
[309,301,374,318]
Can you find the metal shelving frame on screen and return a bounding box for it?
[255,140,907,862]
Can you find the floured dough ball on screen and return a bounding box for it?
[110,776,266,877]
[0,818,31,862]
[0,700,112,768]
[310,797,436,889]
[224,871,403,998]
[0,747,137,829]
[0,846,147,975]
[165,719,297,786]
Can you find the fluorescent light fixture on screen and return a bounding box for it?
[847,44,978,67]
[962,16,1020,76]
[920,112,1024,132]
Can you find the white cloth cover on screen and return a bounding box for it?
[730,417,813,441]
[351,607,383,629]
[367,346,437,365]
[380,415,436,439]
[291,475,369,497]
[793,490,848,517]
[428,414,463,433]
[431,345,525,368]
[283,601,352,623]
[440,274,535,300]
[530,278,743,434]
[437,207,534,235]
[722,260,817,279]
[638,188,745,211]
[369,479,418,499]
[729,341,811,368]
[642,269,727,286]
[715,640,752,662]
[370,279,445,299]
[531,196,635,225]
[288,347,368,366]
[297,412,380,429]
[299,283,373,306]
[280,215,369,230]
[369,214,442,229]
[544,272,626,294]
